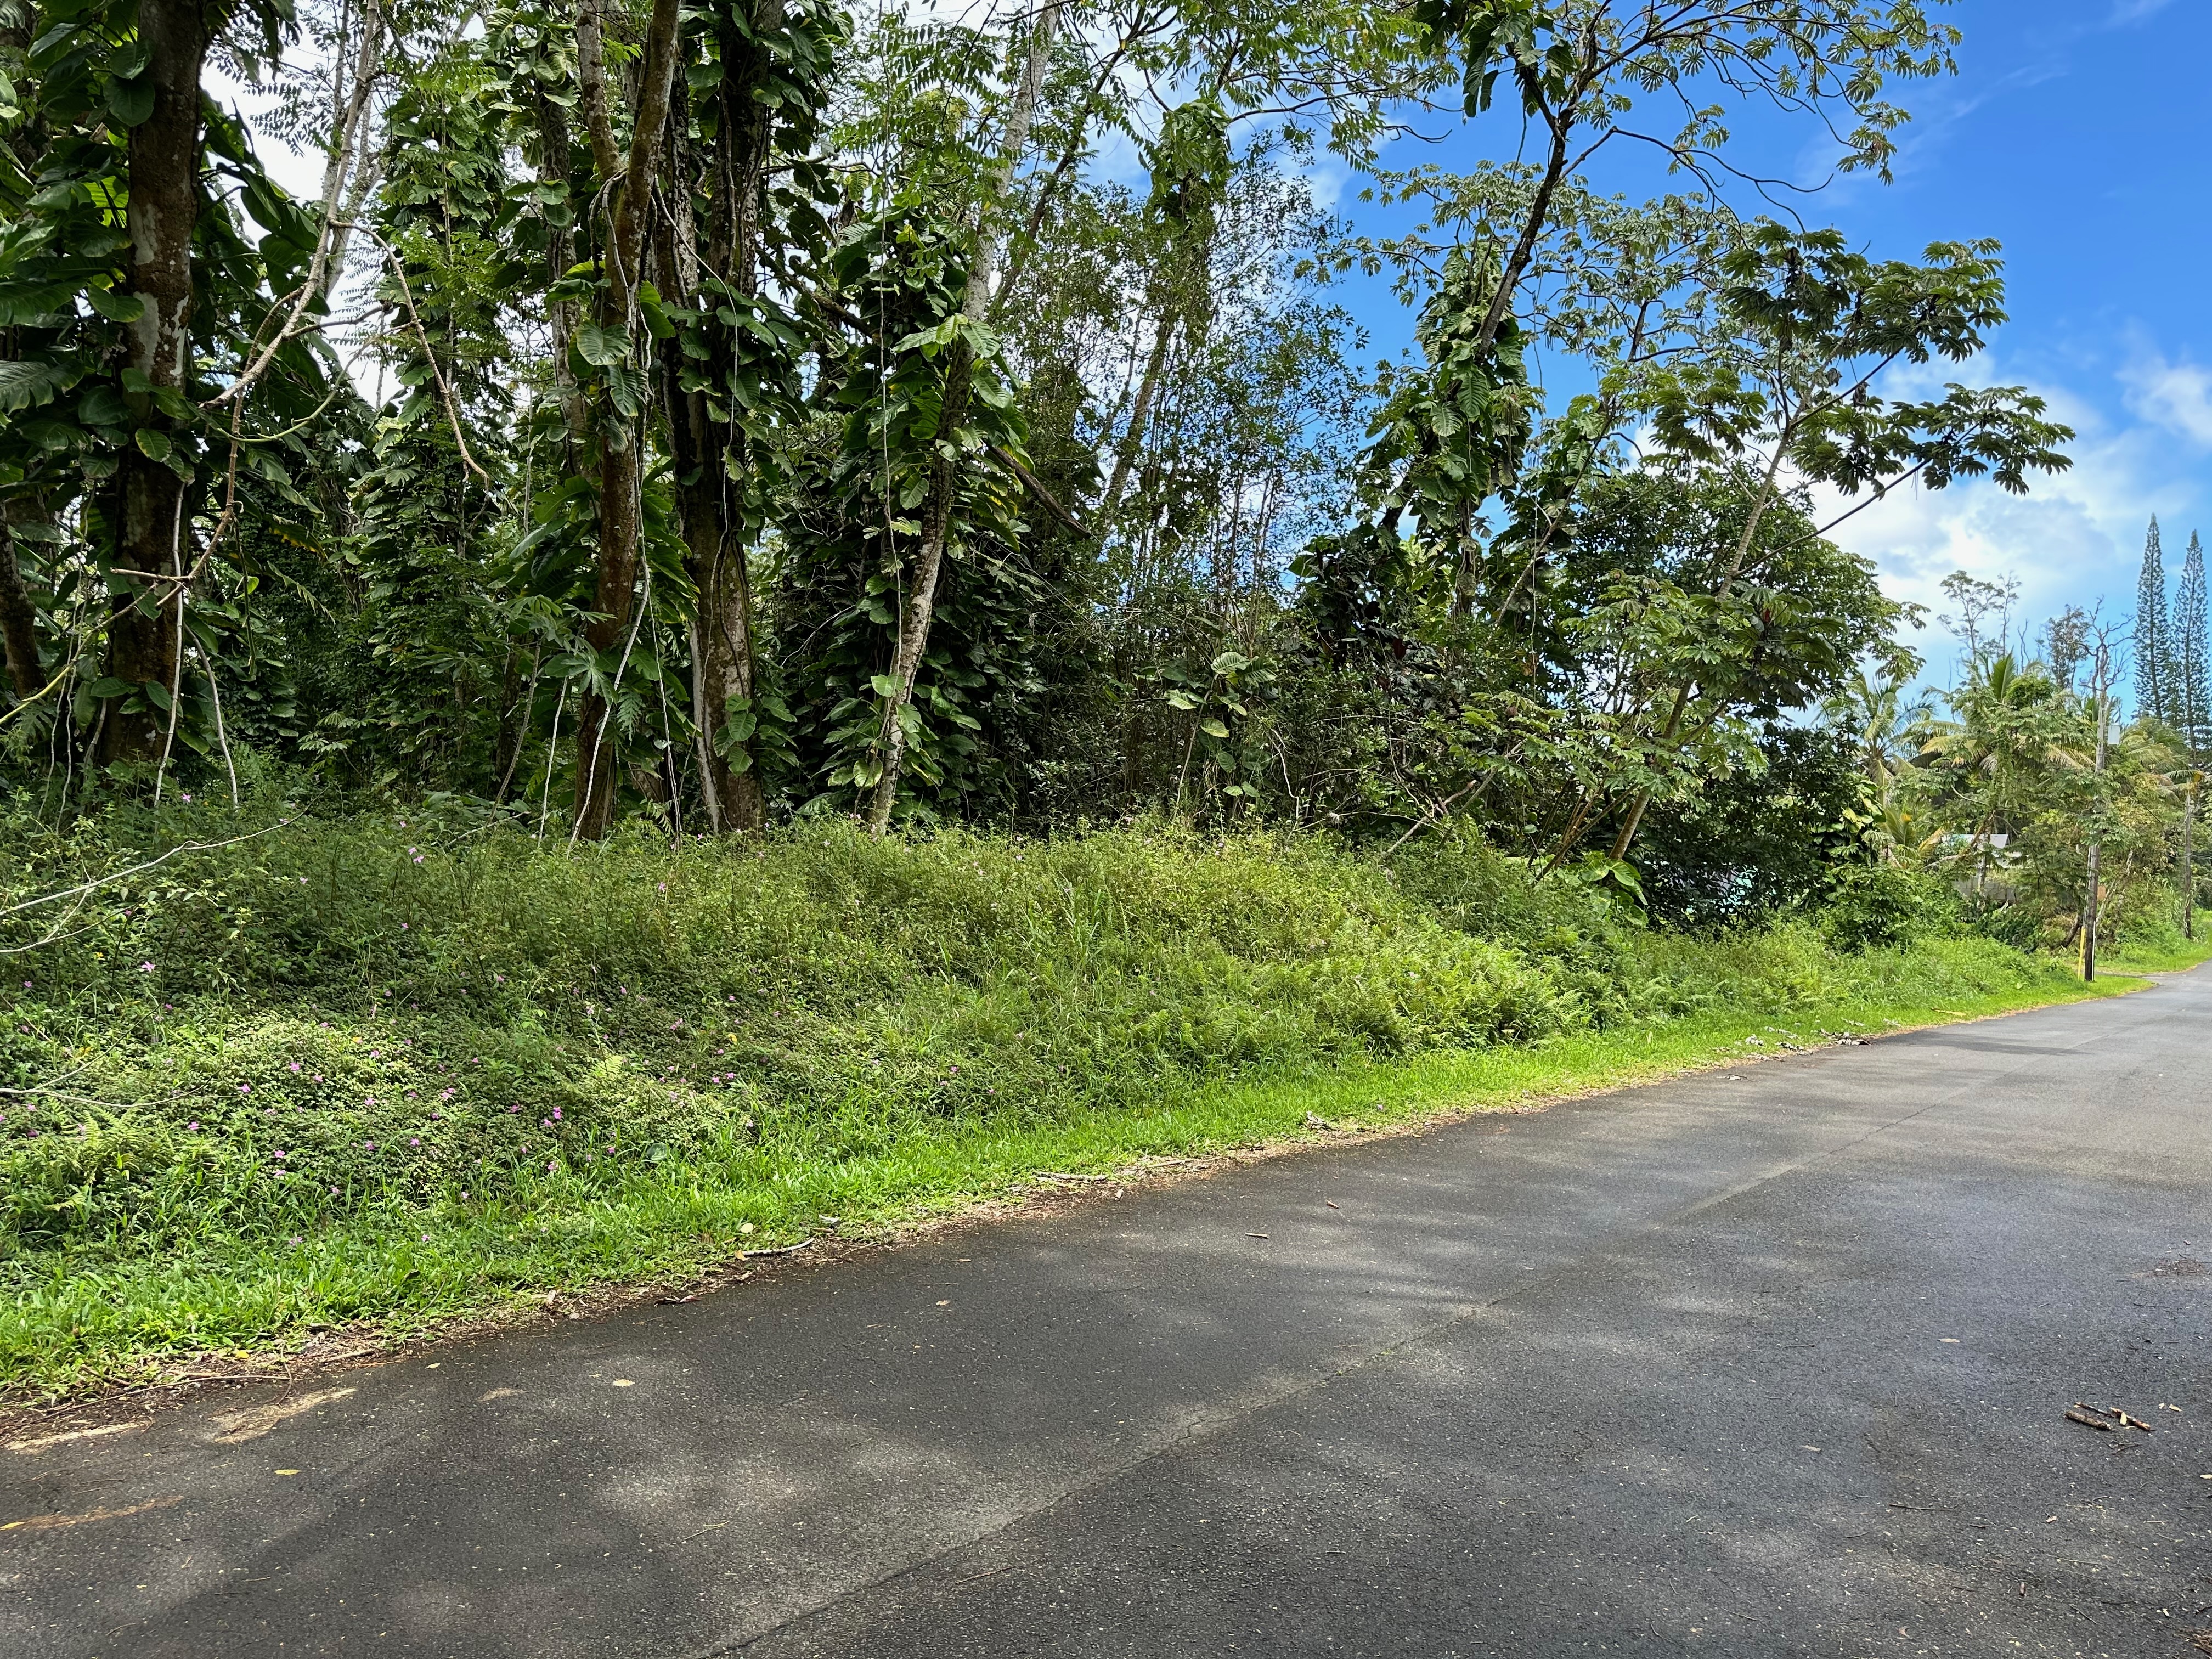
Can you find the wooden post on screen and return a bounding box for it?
[2084,645,2112,981]
[2183,773,2198,941]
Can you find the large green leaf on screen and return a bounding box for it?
[83,286,144,323]
[106,74,154,127]
[0,360,70,414]
[573,322,628,368]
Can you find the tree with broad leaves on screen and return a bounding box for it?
[1600,222,2072,857]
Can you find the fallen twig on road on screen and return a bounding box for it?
[2066,1402,2152,1433]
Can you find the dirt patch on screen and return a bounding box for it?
[6,1420,149,1455]
[2,1494,183,1533]
[205,1387,358,1445]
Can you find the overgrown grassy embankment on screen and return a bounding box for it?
[1,810,2132,1398]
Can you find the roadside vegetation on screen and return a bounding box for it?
[5,0,2210,1397]
[1,806,2133,1396]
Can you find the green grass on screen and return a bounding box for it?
[2091,927,2212,976]
[0,809,2137,1400]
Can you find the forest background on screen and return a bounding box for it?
[2,0,2208,1387]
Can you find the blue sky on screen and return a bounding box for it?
[1336,0,2211,680]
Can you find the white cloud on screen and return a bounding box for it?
[2118,349,2212,448]
[1812,364,2198,675]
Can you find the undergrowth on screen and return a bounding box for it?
[0,800,2118,1392]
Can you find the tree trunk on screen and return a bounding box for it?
[663,0,781,833]
[2084,678,2110,981]
[863,2,1058,833]
[1097,307,1173,532]
[2183,780,2197,941]
[570,0,683,840]
[100,0,206,765]
[0,499,47,700]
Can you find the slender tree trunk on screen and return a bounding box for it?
[2084,674,2111,981]
[0,498,48,700]
[863,3,1058,834]
[2180,782,2196,941]
[571,0,683,840]
[100,0,206,765]
[1097,307,1173,532]
[663,0,780,833]
[531,91,589,452]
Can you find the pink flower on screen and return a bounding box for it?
[138,961,155,973]
[187,1120,199,1131]
[274,1150,286,1160]
[289,1062,302,1074]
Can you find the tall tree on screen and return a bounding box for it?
[1600,223,2071,859]
[861,2,1059,832]
[568,0,686,840]
[99,0,213,764]
[2135,516,2172,728]
[2175,528,2209,757]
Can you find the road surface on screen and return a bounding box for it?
[5,975,2210,1657]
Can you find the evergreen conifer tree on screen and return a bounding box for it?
[2136,516,2175,724]
[2177,531,2210,757]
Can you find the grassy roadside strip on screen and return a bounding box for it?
[0,963,2143,1404]
[2092,935,2212,975]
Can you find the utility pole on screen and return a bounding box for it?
[2183,769,2199,941]
[2084,640,2113,981]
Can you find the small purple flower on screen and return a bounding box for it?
[139,961,155,973]
[187,1120,200,1131]
[274,1149,286,1160]
[409,1137,420,1147]
[289,1061,302,1074]
[240,1084,252,1095]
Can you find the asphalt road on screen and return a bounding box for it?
[5,976,2211,1658]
